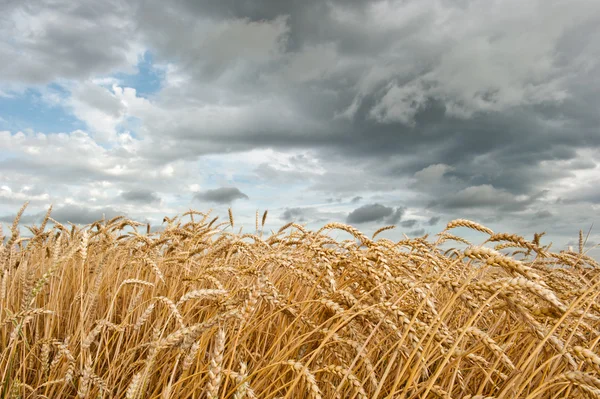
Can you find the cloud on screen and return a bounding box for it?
[120,189,161,204]
[562,179,600,204]
[0,205,124,225]
[0,1,141,84]
[413,164,454,188]
[1,0,600,257]
[426,216,441,226]
[0,129,146,185]
[443,185,516,209]
[386,207,406,224]
[351,196,363,203]
[0,185,50,205]
[3,1,597,202]
[534,210,553,219]
[0,213,39,225]
[52,205,125,224]
[407,228,426,237]
[565,239,598,249]
[68,81,127,141]
[193,187,249,204]
[432,184,538,212]
[401,219,417,228]
[370,80,429,125]
[254,162,317,184]
[281,207,309,222]
[279,206,347,225]
[347,203,394,224]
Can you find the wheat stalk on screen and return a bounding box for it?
[206,328,226,399]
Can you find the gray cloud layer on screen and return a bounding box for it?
[121,189,161,204]
[194,187,249,204]
[346,204,405,225]
[281,207,309,222]
[401,219,417,228]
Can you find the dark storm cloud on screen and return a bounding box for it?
[193,187,249,204]
[426,216,441,226]
[281,207,309,222]
[385,207,405,224]
[534,210,553,219]
[400,219,417,228]
[121,189,161,204]
[408,228,426,237]
[347,203,396,224]
[352,112,598,199]
[132,0,600,184]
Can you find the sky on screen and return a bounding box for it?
[1,0,599,254]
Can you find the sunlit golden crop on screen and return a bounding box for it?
[1,203,599,398]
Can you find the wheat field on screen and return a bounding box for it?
[1,203,599,398]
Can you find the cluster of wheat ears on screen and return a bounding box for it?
[0,202,599,398]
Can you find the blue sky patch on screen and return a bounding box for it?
[113,52,164,97]
[0,88,85,134]
[0,53,164,136]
